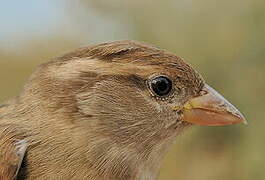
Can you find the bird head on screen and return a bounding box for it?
[21,40,246,178]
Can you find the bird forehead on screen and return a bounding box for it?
[57,40,197,75]
[49,40,204,91]
[52,57,195,79]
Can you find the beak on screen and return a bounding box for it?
[178,84,247,126]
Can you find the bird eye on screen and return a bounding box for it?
[150,76,173,96]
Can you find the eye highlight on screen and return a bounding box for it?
[150,76,173,97]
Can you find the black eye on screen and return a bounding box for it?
[150,76,172,96]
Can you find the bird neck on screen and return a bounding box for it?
[75,131,177,180]
[18,119,173,180]
[82,144,169,180]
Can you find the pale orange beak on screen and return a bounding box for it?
[179,84,247,126]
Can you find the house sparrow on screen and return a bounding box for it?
[0,40,246,180]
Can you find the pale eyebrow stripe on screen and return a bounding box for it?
[49,58,159,81]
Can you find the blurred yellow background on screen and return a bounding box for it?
[0,1,264,179]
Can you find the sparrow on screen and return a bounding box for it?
[0,40,246,180]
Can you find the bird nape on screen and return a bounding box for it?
[0,40,246,180]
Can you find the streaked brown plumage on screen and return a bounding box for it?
[0,40,246,180]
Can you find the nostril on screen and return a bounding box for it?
[176,109,184,118]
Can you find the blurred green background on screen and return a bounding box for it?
[0,1,264,179]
